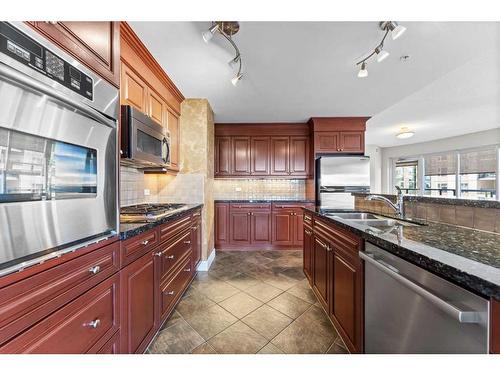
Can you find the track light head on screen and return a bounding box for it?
[375,46,390,62]
[358,62,368,78]
[231,73,243,86]
[202,23,219,43]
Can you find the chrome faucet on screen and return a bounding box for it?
[365,186,404,217]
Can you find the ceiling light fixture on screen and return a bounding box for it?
[396,127,415,139]
[358,62,368,78]
[202,21,244,86]
[356,21,406,78]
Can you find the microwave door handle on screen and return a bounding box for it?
[162,137,170,164]
[0,62,116,129]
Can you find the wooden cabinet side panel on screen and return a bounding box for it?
[215,203,230,246]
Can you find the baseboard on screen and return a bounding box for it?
[196,248,216,271]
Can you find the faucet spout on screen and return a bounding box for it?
[365,187,405,217]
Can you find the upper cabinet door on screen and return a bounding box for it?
[314,132,339,153]
[231,137,251,175]
[251,137,270,175]
[148,89,165,126]
[339,131,364,153]
[270,137,290,175]
[289,136,310,176]
[167,110,180,171]
[28,22,120,87]
[215,137,231,176]
[120,62,147,112]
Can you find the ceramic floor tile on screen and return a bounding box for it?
[242,304,293,340]
[196,279,240,303]
[258,342,284,354]
[219,292,263,318]
[160,310,183,331]
[244,281,283,302]
[191,342,218,354]
[208,321,269,354]
[267,292,311,319]
[149,319,205,354]
[176,291,215,317]
[286,284,318,304]
[181,303,238,340]
[225,273,261,291]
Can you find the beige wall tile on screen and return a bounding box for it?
[439,206,456,225]
[455,206,474,228]
[426,204,440,222]
[474,208,497,232]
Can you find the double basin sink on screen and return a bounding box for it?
[325,211,422,232]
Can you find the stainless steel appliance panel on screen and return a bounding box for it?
[361,243,489,353]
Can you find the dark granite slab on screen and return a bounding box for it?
[215,199,315,203]
[352,192,500,209]
[304,207,500,301]
[119,204,203,240]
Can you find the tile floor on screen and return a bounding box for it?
[147,250,348,354]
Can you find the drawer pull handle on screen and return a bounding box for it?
[165,290,175,295]
[184,268,191,272]
[305,229,312,235]
[166,255,175,259]
[193,213,201,217]
[142,240,149,246]
[154,252,163,257]
[86,319,101,329]
[88,265,101,275]
[184,240,191,244]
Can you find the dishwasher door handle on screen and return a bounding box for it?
[359,251,482,324]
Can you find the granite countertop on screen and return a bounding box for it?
[304,207,500,301]
[119,204,203,240]
[352,192,500,209]
[215,199,315,203]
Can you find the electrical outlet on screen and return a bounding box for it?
[144,189,150,196]
[235,187,242,192]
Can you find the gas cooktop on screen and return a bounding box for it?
[120,203,188,223]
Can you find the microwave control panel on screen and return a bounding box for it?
[0,22,94,101]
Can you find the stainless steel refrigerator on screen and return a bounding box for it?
[315,155,370,209]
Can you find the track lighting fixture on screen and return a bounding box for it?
[356,21,406,78]
[202,21,244,86]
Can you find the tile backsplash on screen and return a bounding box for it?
[120,166,158,206]
[214,179,306,200]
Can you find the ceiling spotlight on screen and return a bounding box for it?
[357,62,368,78]
[231,73,243,86]
[375,46,390,62]
[396,127,415,139]
[385,21,406,40]
[202,23,219,43]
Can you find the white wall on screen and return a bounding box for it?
[380,128,500,193]
[365,144,382,193]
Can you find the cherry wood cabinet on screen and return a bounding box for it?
[229,211,252,245]
[305,211,364,353]
[166,109,180,171]
[492,299,500,354]
[28,22,120,87]
[232,137,251,175]
[191,210,202,269]
[251,211,272,244]
[214,123,311,179]
[120,250,156,354]
[310,117,368,155]
[215,203,230,247]
[251,137,270,175]
[271,210,294,246]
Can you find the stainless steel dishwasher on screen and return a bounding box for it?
[360,243,489,353]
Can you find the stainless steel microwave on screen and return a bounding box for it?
[120,105,171,169]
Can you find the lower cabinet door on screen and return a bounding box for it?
[96,331,121,354]
[332,251,363,353]
[303,226,313,281]
[312,234,330,308]
[0,274,120,354]
[251,211,272,244]
[120,251,156,354]
[230,212,251,245]
[272,211,294,246]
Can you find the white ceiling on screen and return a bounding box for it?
[130,21,500,147]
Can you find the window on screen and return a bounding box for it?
[394,160,418,194]
[459,148,496,200]
[424,152,457,197]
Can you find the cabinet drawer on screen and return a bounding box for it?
[158,230,192,283]
[1,274,120,354]
[0,241,119,346]
[121,229,159,266]
[159,214,192,243]
[96,330,120,354]
[159,257,194,321]
[230,203,271,211]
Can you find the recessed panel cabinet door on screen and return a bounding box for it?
[230,212,251,245]
[167,110,180,171]
[28,22,120,86]
[270,137,289,175]
[312,235,329,308]
[314,132,339,153]
[339,131,364,153]
[251,211,272,243]
[120,251,155,354]
[120,63,147,112]
[251,137,270,175]
[289,136,310,176]
[232,137,251,175]
[215,137,231,176]
[215,203,230,246]
[272,212,294,246]
[148,89,165,126]
[303,226,313,281]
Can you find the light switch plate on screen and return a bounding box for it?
[235,187,242,192]
[144,189,150,196]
